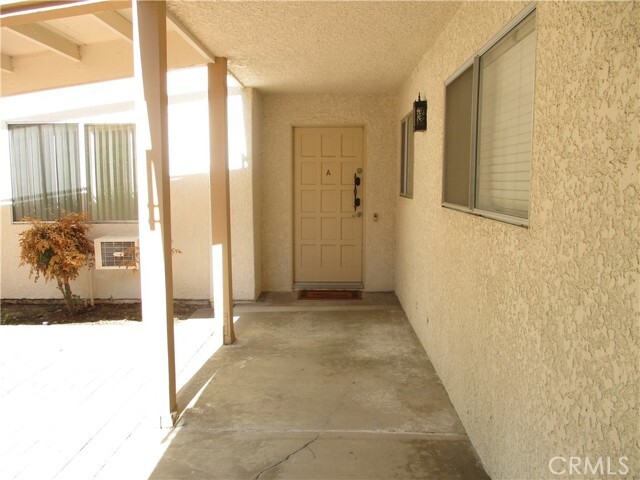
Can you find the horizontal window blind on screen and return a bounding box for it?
[476,11,536,219]
[8,124,82,221]
[85,124,137,221]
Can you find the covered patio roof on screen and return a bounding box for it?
[1,0,461,96]
[0,0,464,440]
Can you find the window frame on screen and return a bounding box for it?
[441,3,537,227]
[400,111,414,199]
[8,121,138,224]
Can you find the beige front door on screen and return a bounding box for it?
[294,127,364,285]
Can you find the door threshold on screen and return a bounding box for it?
[293,283,363,290]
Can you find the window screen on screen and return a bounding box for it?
[443,65,474,209]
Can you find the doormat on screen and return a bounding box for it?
[297,290,362,300]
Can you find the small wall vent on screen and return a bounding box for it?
[94,235,138,270]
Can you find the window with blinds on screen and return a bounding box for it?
[476,12,536,220]
[85,124,138,221]
[442,7,536,226]
[9,124,82,221]
[8,123,137,222]
[400,111,414,198]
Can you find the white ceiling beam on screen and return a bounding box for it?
[166,10,215,64]
[93,10,132,42]
[0,1,131,28]
[7,24,81,62]
[1,53,14,73]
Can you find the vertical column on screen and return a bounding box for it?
[132,0,177,428]
[208,60,236,345]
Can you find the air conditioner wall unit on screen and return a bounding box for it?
[94,235,139,270]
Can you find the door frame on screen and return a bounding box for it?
[290,124,367,290]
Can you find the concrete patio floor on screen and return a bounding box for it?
[0,315,220,480]
[0,293,489,479]
[152,294,489,479]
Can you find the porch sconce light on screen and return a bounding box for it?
[413,93,427,132]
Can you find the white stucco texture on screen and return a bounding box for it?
[229,84,262,301]
[395,2,639,479]
[169,2,461,94]
[261,94,396,292]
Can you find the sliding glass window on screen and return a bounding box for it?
[443,7,536,226]
[8,123,137,222]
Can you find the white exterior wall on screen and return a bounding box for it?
[395,2,639,478]
[261,94,396,292]
[250,89,263,299]
[0,67,261,301]
[166,68,211,300]
[229,85,262,301]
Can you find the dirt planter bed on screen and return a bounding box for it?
[0,300,208,325]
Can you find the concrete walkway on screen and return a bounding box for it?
[0,294,488,479]
[0,316,220,480]
[151,294,489,479]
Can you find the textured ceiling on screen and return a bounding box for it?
[168,1,460,94]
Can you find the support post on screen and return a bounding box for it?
[208,60,235,345]
[132,0,177,428]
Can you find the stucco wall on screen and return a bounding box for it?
[1,68,260,302]
[395,2,639,479]
[261,94,396,291]
[229,85,262,301]
[166,68,211,300]
[0,79,145,300]
[250,89,263,299]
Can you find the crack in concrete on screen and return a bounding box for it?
[253,433,322,480]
